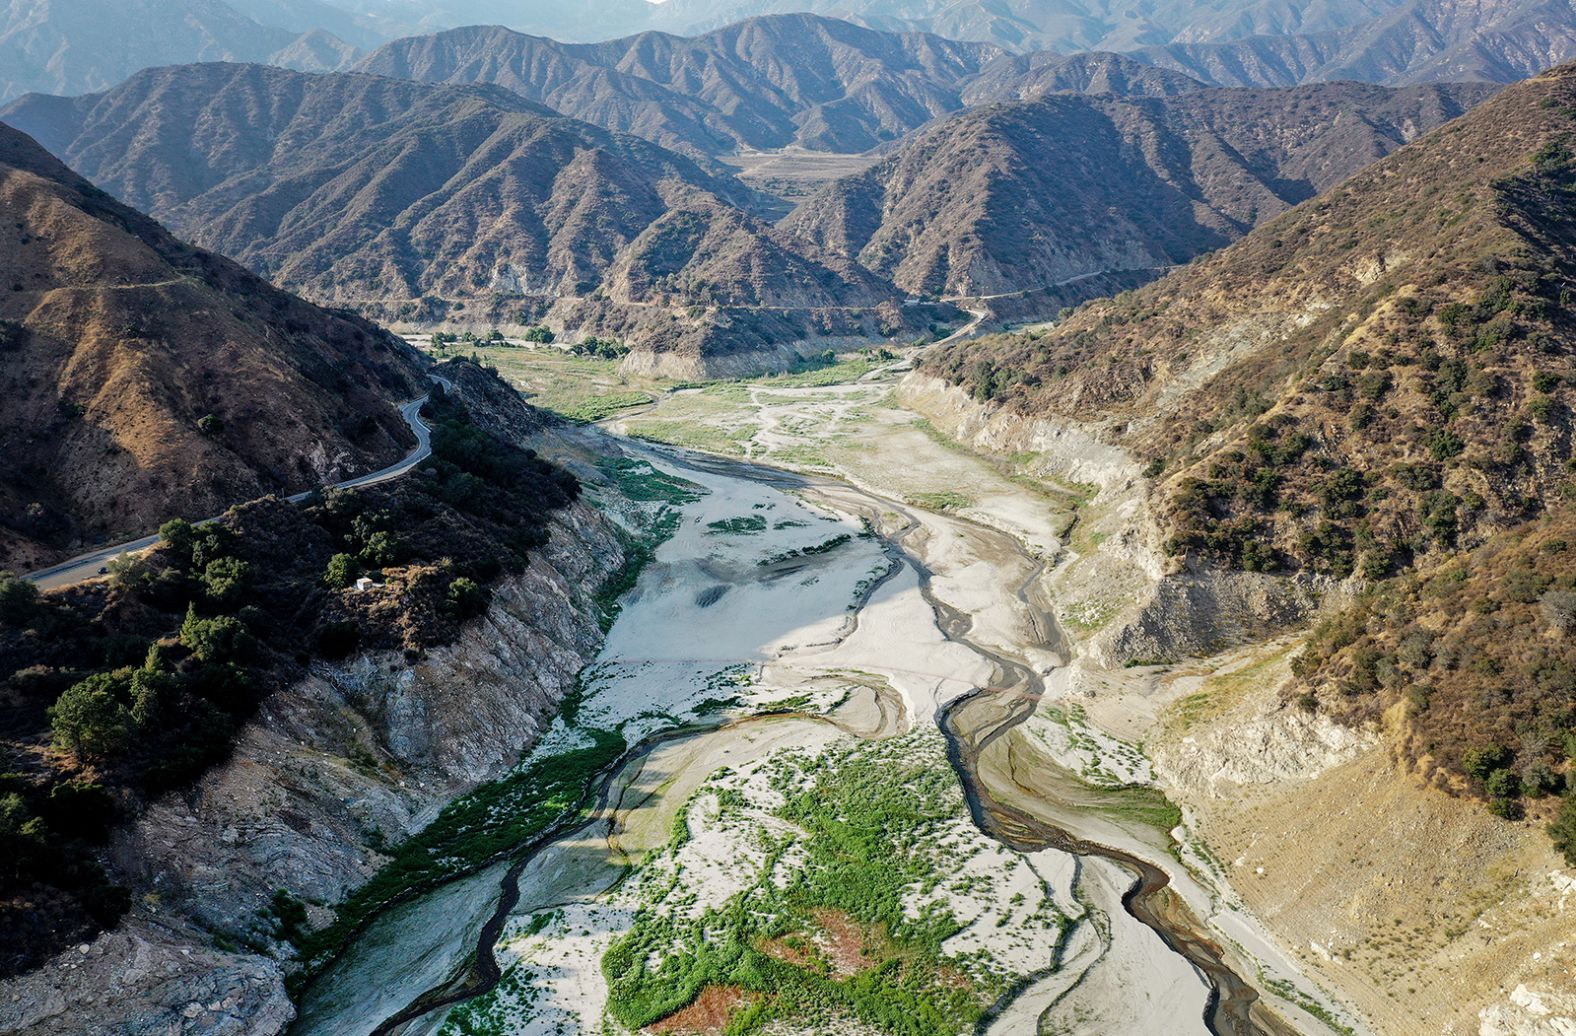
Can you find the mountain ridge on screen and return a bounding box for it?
[785,79,1496,300]
[0,118,427,571]
[1,63,922,372]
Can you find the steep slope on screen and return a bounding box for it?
[786,80,1493,299]
[354,14,1007,160]
[921,63,1576,822]
[1136,0,1576,87]
[2,64,912,370]
[0,0,356,103]
[0,119,427,571]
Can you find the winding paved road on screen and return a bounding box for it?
[24,374,452,590]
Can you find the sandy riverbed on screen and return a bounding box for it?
[303,353,1363,1036]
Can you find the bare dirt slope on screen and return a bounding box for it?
[0,120,425,570]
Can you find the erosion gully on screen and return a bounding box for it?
[357,442,1292,1036]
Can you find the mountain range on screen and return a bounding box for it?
[0,63,917,372]
[352,15,1005,160]
[784,79,1494,299]
[352,16,1248,163]
[1134,0,1576,88]
[0,0,361,103]
[0,119,425,570]
[8,0,1576,109]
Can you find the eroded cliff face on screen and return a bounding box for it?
[897,372,1340,667]
[900,370,1576,1036]
[0,500,624,1036]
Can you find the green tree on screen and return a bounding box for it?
[445,576,488,618]
[1551,792,1576,865]
[1462,745,1513,780]
[129,665,171,727]
[50,673,133,759]
[179,604,247,663]
[0,571,40,626]
[190,525,235,569]
[523,325,555,344]
[201,556,249,604]
[159,518,195,561]
[324,553,360,589]
[358,530,402,567]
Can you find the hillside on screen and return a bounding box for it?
[354,14,1005,160]
[0,119,427,572]
[353,15,1227,163]
[785,80,1494,300]
[922,63,1576,815]
[1137,0,1576,87]
[2,64,917,371]
[0,0,357,103]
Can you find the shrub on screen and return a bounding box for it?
[1541,589,1576,633]
[49,674,133,759]
[201,557,249,603]
[1426,428,1465,461]
[179,605,248,663]
[0,571,40,626]
[197,414,224,435]
[523,325,555,344]
[357,530,402,567]
[1462,745,1513,781]
[1521,761,1563,798]
[1488,797,1524,820]
[1551,793,1576,864]
[1484,768,1521,799]
[324,553,360,589]
[445,576,488,619]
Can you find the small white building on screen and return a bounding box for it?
[354,577,377,592]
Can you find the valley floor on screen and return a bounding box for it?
[367,339,1574,1036]
[279,343,1482,1036]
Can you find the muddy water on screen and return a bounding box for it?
[336,441,1288,1036]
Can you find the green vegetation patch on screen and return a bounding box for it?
[706,516,769,535]
[557,391,653,424]
[601,734,1020,1036]
[595,457,703,506]
[291,729,626,986]
[596,510,683,633]
[906,492,974,513]
[758,534,852,567]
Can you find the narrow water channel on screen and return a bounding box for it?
[336,439,1289,1036]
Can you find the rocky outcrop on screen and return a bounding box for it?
[0,497,624,1036]
[0,923,293,1036]
[1479,984,1576,1036]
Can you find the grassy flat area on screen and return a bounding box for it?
[414,339,888,426]
[420,341,678,423]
